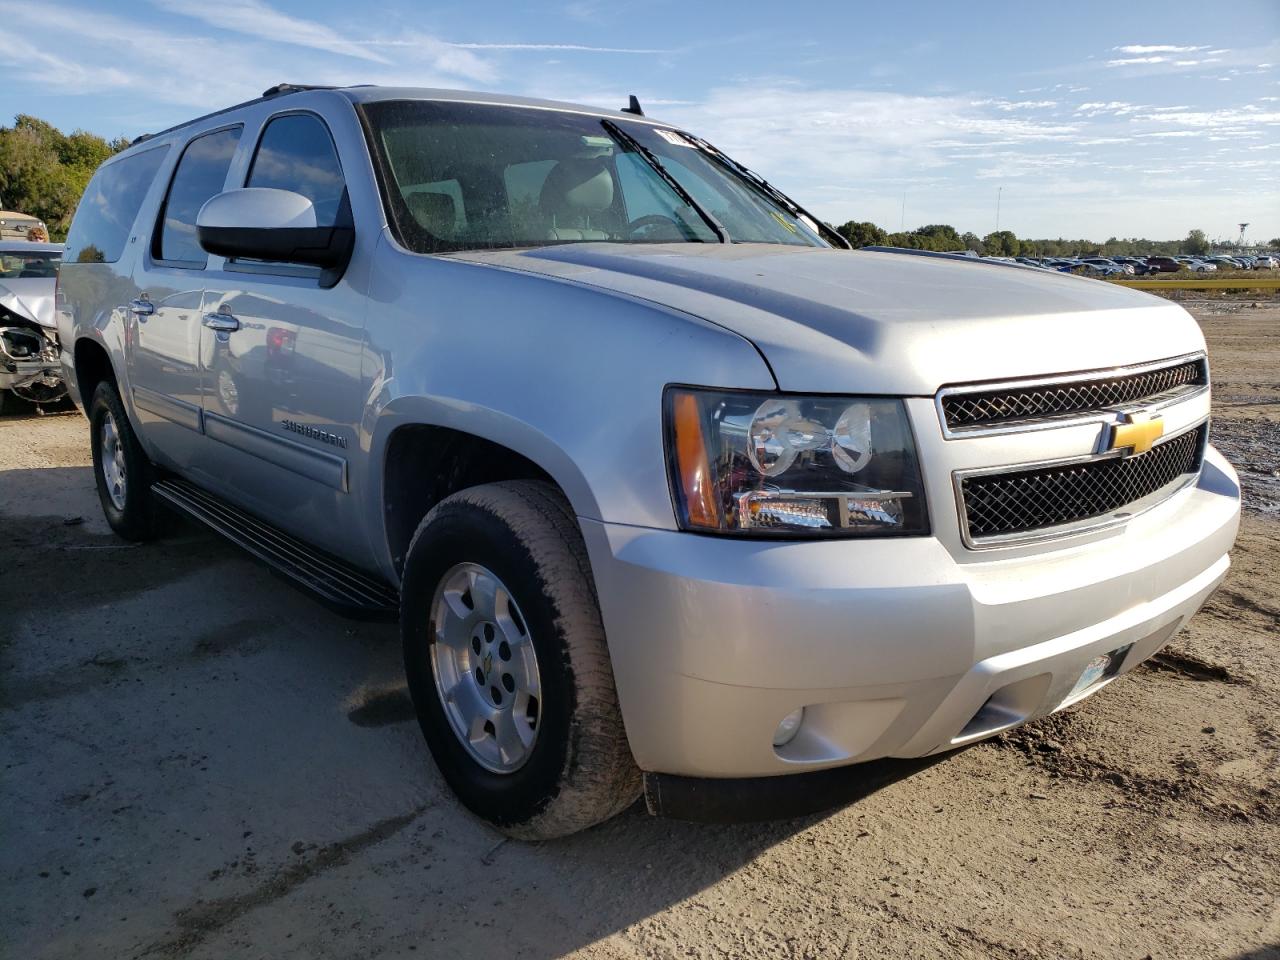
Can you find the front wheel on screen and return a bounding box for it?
[89,380,161,541]
[401,480,640,839]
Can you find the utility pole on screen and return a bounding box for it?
[995,186,1002,234]
[900,192,906,232]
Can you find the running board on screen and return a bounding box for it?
[151,478,399,621]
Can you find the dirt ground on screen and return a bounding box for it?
[2,304,1277,960]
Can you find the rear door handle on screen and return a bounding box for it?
[202,312,240,333]
[129,298,155,318]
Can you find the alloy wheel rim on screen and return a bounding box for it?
[100,412,127,511]
[429,562,541,774]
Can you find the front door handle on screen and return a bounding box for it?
[129,298,155,318]
[202,311,240,333]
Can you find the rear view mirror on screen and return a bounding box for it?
[196,187,353,269]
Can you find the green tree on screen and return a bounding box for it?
[835,220,887,248]
[982,230,1020,257]
[912,224,962,250]
[1181,229,1210,256]
[883,231,922,249]
[0,115,125,240]
[960,231,984,254]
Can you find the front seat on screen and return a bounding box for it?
[538,159,616,241]
[406,191,457,242]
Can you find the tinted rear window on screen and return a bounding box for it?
[64,145,169,264]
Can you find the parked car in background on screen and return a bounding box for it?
[1081,257,1134,275]
[1113,257,1159,276]
[0,211,48,241]
[0,241,65,412]
[1145,256,1182,273]
[1185,260,1218,273]
[1252,254,1276,269]
[57,83,1241,838]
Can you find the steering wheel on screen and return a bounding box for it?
[626,214,687,241]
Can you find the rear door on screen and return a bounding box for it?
[127,124,241,468]
[195,109,370,558]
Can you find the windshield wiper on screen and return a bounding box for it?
[680,132,852,250]
[599,119,729,244]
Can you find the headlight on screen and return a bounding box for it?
[665,388,928,537]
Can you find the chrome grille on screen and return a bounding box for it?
[942,357,1206,431]
[961,425,1206,541]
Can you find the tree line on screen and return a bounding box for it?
[2,114,1277,252]
[834,221,1278,258]
[0,116,128,240]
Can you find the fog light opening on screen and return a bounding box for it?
[772,707,805,747]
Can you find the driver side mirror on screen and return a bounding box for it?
[196,187,354,270]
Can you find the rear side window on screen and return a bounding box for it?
[63,145,169,264]
[157,126,242,265]
[247,114,345,227]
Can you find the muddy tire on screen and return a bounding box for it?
[89,380,161,541]
[401,480,640,839]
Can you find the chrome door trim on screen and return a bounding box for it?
[203,410,349,492]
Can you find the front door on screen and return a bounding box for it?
[194,110,368,559]
[127,124,242,471]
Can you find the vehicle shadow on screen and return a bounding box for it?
[0,397,77,420]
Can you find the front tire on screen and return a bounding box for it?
[89,380,161,541]
[401,480,640,839]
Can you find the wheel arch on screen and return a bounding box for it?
[73,336,119,411]
[373,400,600,579]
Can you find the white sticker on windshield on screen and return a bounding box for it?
[654,129,692,146]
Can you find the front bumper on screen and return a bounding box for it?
[581,446,1240,778]
[0,355,62,391]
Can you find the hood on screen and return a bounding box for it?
[0,277,56,328]
[449,244,1206,394]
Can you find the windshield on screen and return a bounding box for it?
[0,251,61,279]
[360,101,829,254]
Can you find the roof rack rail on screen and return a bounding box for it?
[260,83,339,98]
[120,84,345,151]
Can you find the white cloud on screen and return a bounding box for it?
[152,0,391,63]
[363,39,670,54]
[970,99,1058,111]
[1113,44,1209,54]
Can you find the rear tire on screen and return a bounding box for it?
[401,480,640,839]
[89,380,161,541]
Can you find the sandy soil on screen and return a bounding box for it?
[2,305,1277,960]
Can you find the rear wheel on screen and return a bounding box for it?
[401,480,640,838]
[89,380,161,541]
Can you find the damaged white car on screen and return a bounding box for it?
[0,240,65,412]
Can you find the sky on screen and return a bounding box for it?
[1,0,1277,243]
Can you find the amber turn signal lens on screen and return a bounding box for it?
[670,391,720,528]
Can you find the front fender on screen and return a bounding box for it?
[356,240,777,580]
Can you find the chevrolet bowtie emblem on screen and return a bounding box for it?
[1108,411,1164,456]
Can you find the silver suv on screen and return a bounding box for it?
[58,84,1240,838]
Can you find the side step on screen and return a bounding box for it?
[151,478,400,621]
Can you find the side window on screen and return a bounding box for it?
[63,145,169,264]
[247,113,346,227]
[156,126,242,265]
